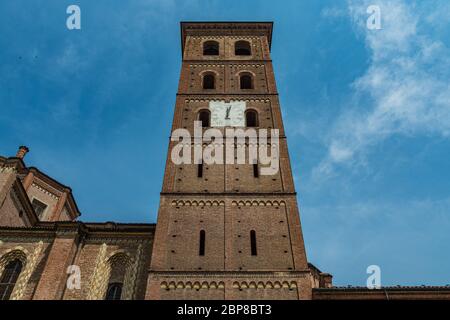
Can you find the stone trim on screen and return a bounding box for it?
[0,242,43,300]
[86,243,108,300]
[171,200,225,207]
[86,245,141,300]
[161,281,225,290]
[150,271,309,278]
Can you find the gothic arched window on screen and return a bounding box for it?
[240,74,253,89]
[235,40,252,56]
[203,73,215,89]
[105,282,123,300]
[203,41,219,56]
[245,110,258,127]
[198,110,210,127]
[0,260,23,300]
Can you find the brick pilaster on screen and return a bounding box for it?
[33,226,79,300]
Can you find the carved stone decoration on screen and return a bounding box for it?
[10,242,43,300]
[122,244,143,300]
[86,244,139,300]
[106,251,132,300]
[86,243,108,300]
[0,242,43,300]
[0,248,28,287]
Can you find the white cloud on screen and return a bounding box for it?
[314,0,450,179]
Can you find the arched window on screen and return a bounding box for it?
[203,41,219,56]
[105,283,123,300]
[203,73,215,89]
[245,110,258,127]
[240,74,253,89]
[235,41,252,56]
[103,253,131,300]
[0,260,23,300]
[198,110,210,127]
[250,230,257,256]
[199,230,206,256]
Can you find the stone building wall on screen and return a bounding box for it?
[0,224,154,300]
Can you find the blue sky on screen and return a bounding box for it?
[1,0,449,287]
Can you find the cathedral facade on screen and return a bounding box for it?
[0,22,449,300]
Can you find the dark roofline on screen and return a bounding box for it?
[308,262,323,273]
[0,221,156,235]
[180,21,274,56]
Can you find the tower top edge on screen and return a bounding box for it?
[180,21,274,55]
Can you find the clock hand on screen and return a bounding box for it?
[225,106,231,119]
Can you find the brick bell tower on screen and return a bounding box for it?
[146,22,312,300]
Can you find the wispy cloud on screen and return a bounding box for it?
[314,0,450,180]
[321,6,347,19]
[304,196,450,285]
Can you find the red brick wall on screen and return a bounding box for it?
[33,235,78,299]
[148,23,311,300]
[0,190,28,227]
[0,226,154,300]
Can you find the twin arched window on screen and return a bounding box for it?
[197,109,257,127]
[203,41,219,56]
[203,72,253,90]
[203,40,252,56]
[0,259,23,300]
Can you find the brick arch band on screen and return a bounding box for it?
[0,242,44,300]
[87,244,143,300]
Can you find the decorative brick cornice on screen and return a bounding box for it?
[181,22,273,56]
[150,270,309,278]
[0,221,156,240]
[160,192,297,197]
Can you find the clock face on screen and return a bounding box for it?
[210,101,245,127]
